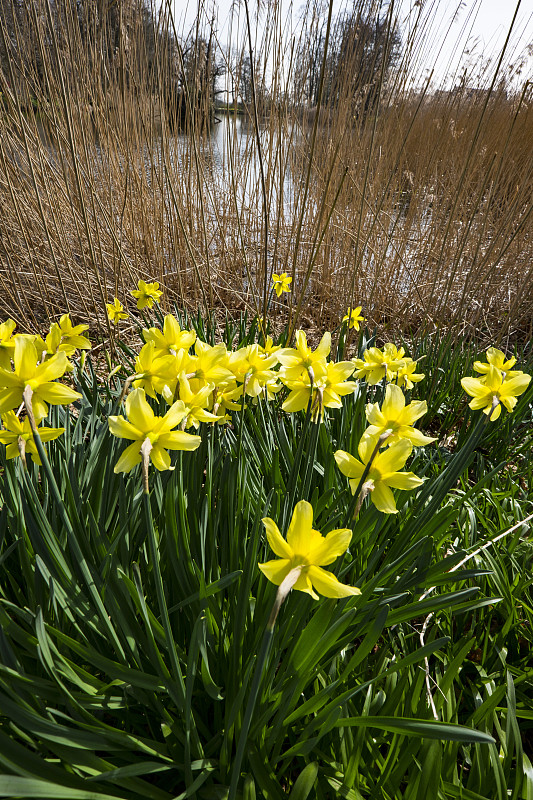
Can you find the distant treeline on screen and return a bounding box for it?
[0,0,224,127]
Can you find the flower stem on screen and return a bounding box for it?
[228,567,303,800]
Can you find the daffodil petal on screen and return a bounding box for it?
[334,449,363,479]
[262,517,293,559]
[258,558,291,585]
[308,565,360,598]
[0,387,23,413]
[371,482,398,514]
[286,500,314,553]
[374,439,412,475]
[307,528,352,566]
[126,389,155,432]
[37,427,65,442]
[293,571,319,599]
[385,471,424,490]
[157,431,201,451]
[108,416,143,440]
[114,441,142,473]
[36,383,82,406]
[151,445,171,471]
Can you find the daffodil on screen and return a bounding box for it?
[106,298,129,325]
[183,341,234,388]
[57,314,91,353]
[278,330,331,382]
[131,279,163,310]
[362,384,435,447]
[282,360,356,420]
[230,344,279,397]
[342,306,365,331]
[163,374,221,428]
[352,343,406,385]
[108,388,201,473]
[258,336,281,359]
[395,357,425,390]
[272,272,292,297]
[258,500,361,600]
[461,365,531,421]
[143,314,196,358]
[335,438,424,514]
[0,319,16,370]
[0,336,82,418]
[132,341,180,399]
[0,410,64,465]
[473,347,521,379]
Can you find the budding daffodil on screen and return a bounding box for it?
[106,298,129,325]
[461,365,531,421]
[335,438,424,514]
[362,384,436,448]
[0,411,64,465]
[0,336,82,418]
[131,279,163,310]
[342,306,365,331]
[258,500,361,600]
[272,272,292,297]
[108,388,201,473]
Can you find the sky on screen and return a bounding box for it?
[171,0,533,89]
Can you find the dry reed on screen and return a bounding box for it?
[0,0,531,344]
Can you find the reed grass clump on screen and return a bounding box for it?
[0,0,532,342]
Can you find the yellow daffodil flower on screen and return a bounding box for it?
[210,382,245,422]
[108,388,201,473]
[272,272,292,297]
[335,438,424,514]
[461,365,531,421]
[278,330,331,382]
[183,340,234,388]
[106,298,129,325]
[362,384,436,448]
[0,319,16,370]
[0,336,82,418]
[473,347,521,380]
[132,341,180,399]
[142,314,196,358]
[258,336,281,358]
[0,410,64,465]
[57,314,91,353]
[352,343,406,385]
[131,279,163,310]
[163,374,221,428]
[230,344,279,397]
[342,306,365,330]
[282,360,356,420]
[395,357,425,390]
[258,500,360,600]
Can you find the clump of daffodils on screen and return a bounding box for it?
[461,347,531,422]
[353,344,424,388]
[0,317,89,466]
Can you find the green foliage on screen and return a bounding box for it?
[0,322,532,799]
